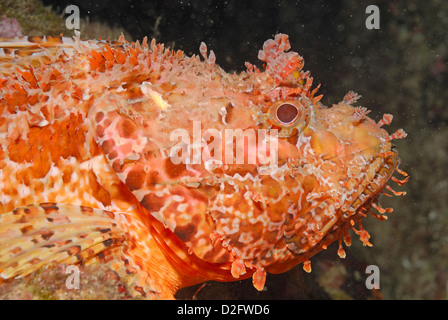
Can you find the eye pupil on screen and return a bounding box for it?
[276,103,299,124]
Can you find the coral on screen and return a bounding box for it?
[0,264,132,300]
[0,0,132,40]
[0,17,23,37]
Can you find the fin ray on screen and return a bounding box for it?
[0,203,125,279]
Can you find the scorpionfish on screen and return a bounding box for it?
[0,33,408,299]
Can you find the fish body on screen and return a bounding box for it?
[0,33,407,298]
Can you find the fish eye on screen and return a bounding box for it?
[276,103,299,124]
[267,100,308,134]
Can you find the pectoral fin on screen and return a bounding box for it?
[0,203,125,279]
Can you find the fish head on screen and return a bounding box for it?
[88,34,407,288]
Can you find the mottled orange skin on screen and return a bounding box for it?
[0,34,407,298]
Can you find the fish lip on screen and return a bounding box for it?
[343,148,399,218]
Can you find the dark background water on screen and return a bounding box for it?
[2,0,447,299]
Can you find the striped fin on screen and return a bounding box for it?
[0,35,125,70]
[0,36,72,67]
[0,203,126,279]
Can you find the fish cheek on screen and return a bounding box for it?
[309,129,339,159]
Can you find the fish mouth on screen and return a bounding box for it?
[344,145,401,217]
[283,144,408,261]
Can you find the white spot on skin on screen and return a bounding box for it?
[141,82,171,110]
[38,119,50,127]
[0,193,11,205]
[70,170,79,182]
[171,195,185,202]
[176,203,188,212]
[17,184,31,198]
[219,106,228,124]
